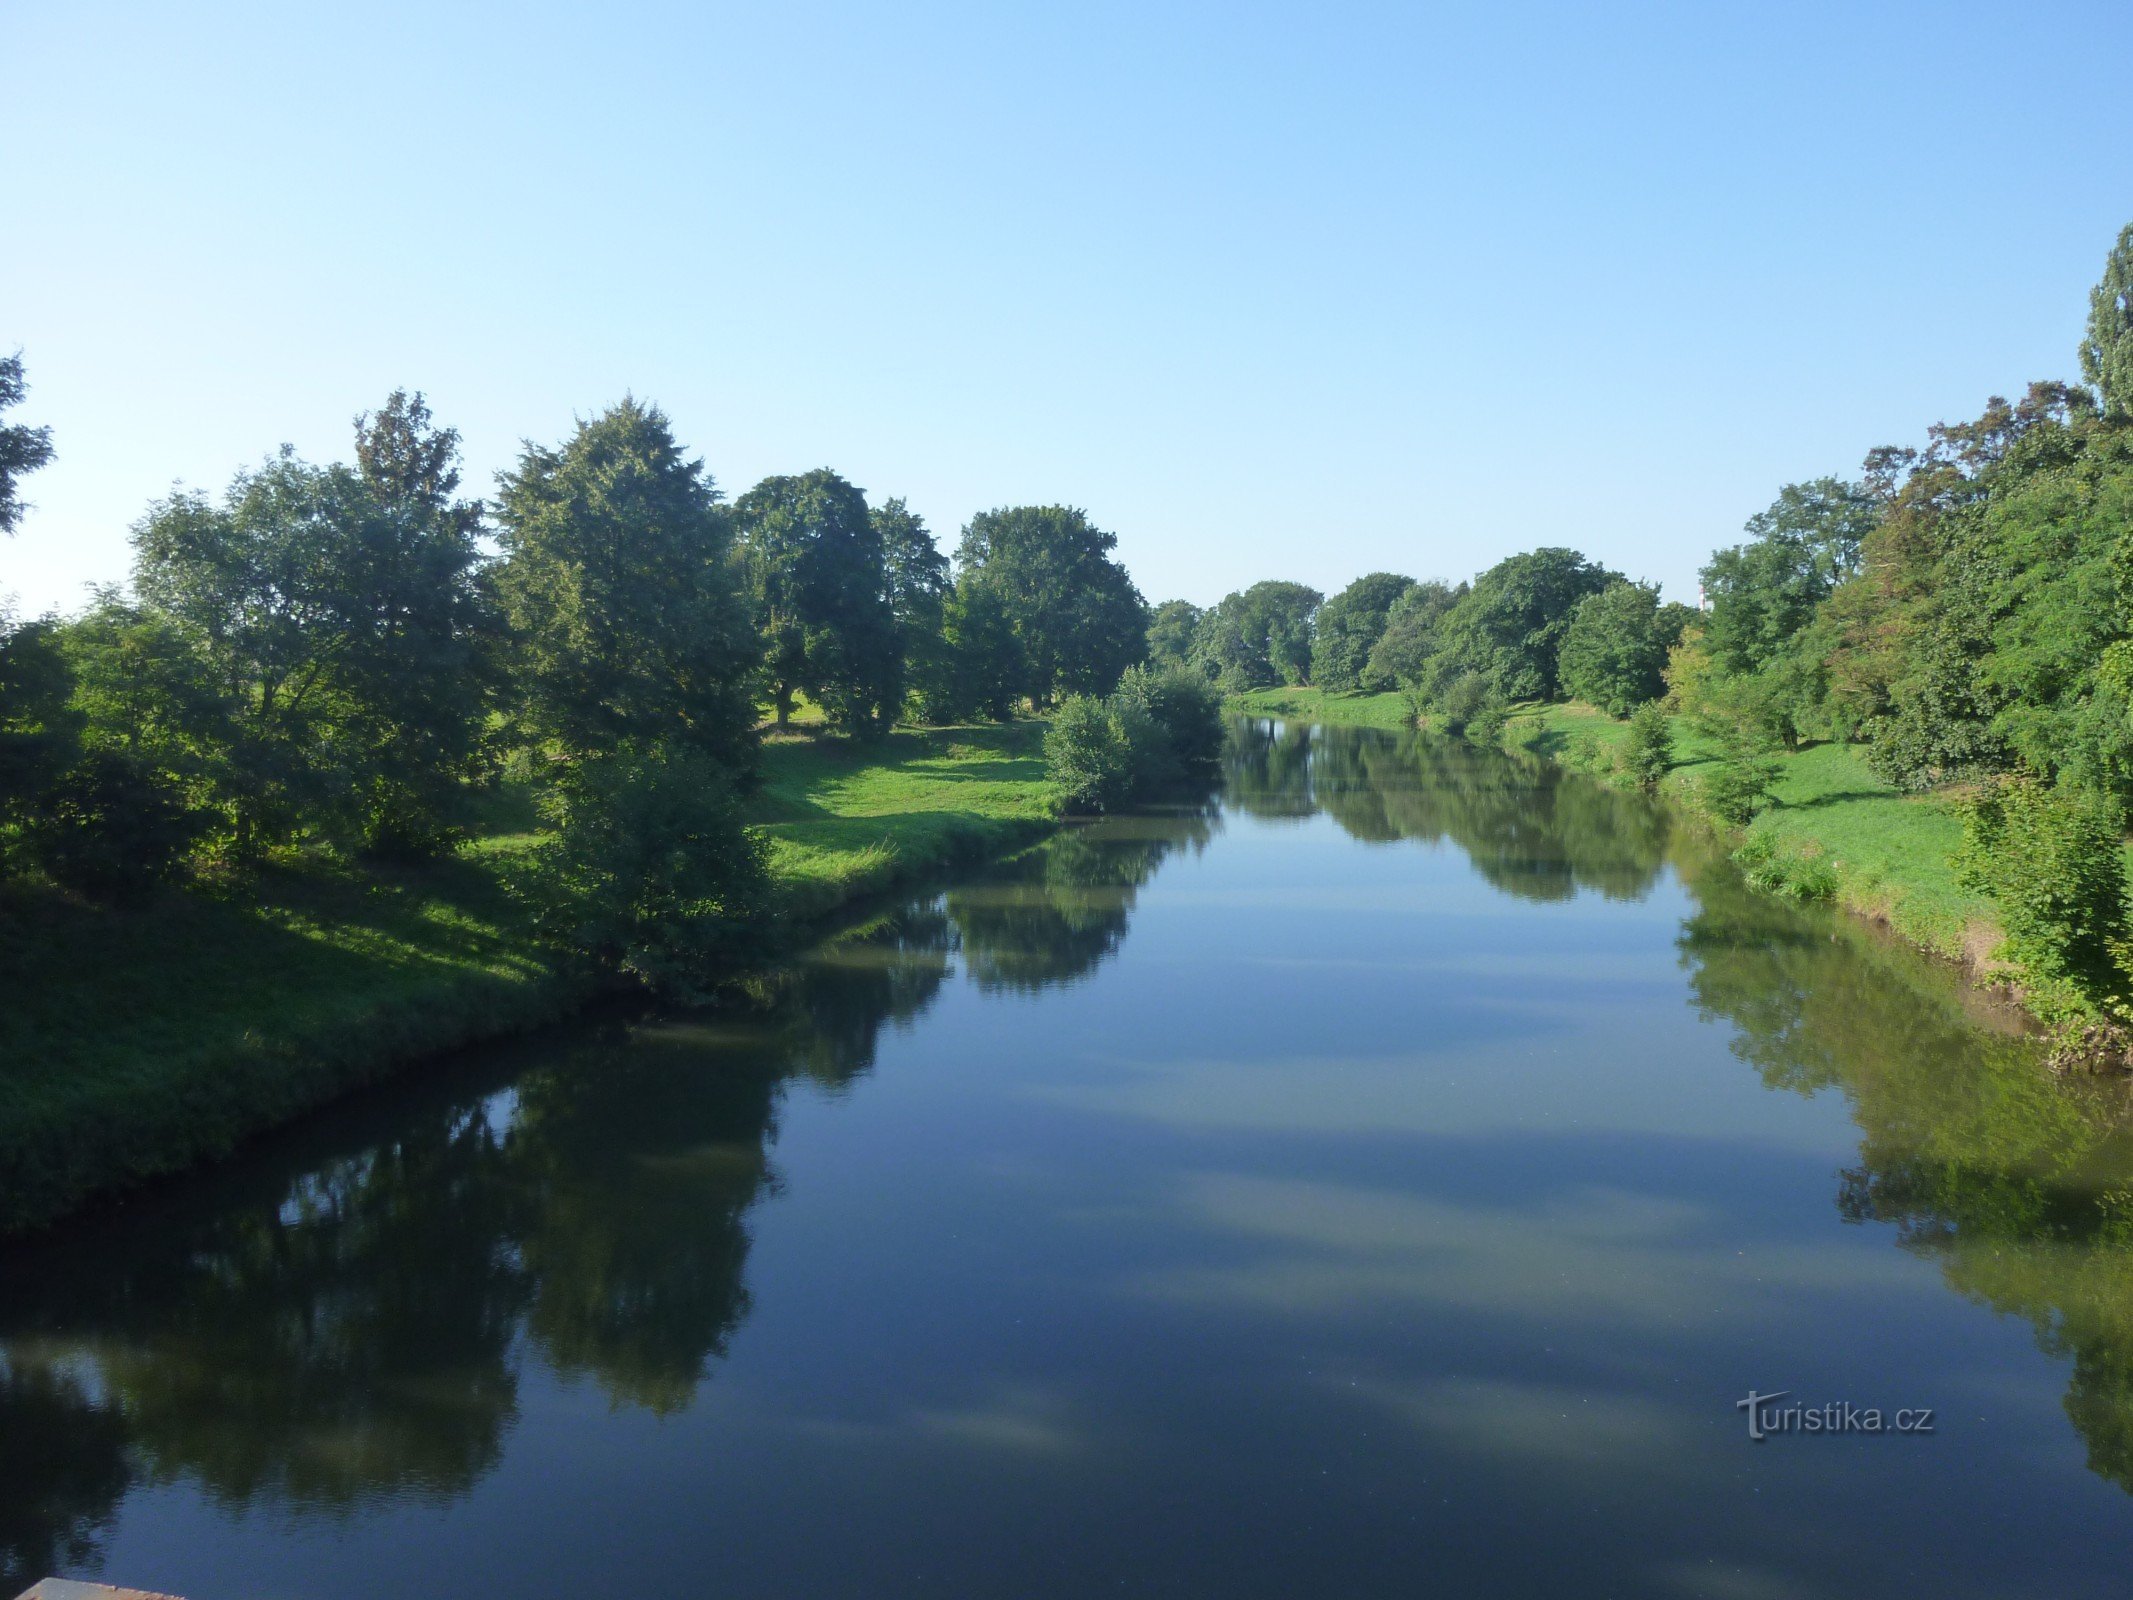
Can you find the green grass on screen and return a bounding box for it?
[1503,702,2000,964]
[0,720,1055,1233]
[1226,686,1414,729]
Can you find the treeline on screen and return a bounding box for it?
[1162,222,2133,1022]
[0,383,1153,984]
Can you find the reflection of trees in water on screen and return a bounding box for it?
[0,902,968,1549]
[0,1358,131,1592]
[1675,842,2133,1495]
[946,811,1215,993]
[1222,719,1668,902]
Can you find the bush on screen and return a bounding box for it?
[25,749,202,902]
[1702,747,1782,824]
[1432,671,1490,735]
[535,742,770,995]
[1624,702,1673,789]
[1954,777,2128,1011]
[1044,694,1141,812]
[1112,663,1224,775]
[1733,831,1837,901]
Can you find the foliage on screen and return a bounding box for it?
[2084,223,2133,421]
[1700,478,1876,673]
[1312,572,1413,690]
[1047,664,1223,812]
[1623,701,1673,789]
[494,399,757,776]
[1191,580,1322,688]
[1424,547,1616,701]
[733,468,902,737]
[21,748,201,903]
[1111,662,1225,776]
[533,743,770,995]
[954,505,1147,708]
[0,615,82,876]
[1702,738,1783,825]
[1955,776,2129,1014]
[1145,599,1203,670]
[1365,579,1462,690]
[1557,580,1686,716]
[0,352,55,539]
[1431,669,1493,736]
[875,498,954,721]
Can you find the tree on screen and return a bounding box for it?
[954,506,1147,707]
[1312,572,1414,690]
[1191,581,1321,688]
[1146,600,1203,670]
[342,391,495,853]
[1365,580,1462,689]
[0,613,80,877]
[0,353,55,538]
[1701,478,1877,674]
[733,469,901,737]
[2083,222,2133,421]
[874,498,953,721]
[1557,580,1690,716]
[1425,548,1616,701]
[492,399,756,776]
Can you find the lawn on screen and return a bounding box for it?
[1226,686,1414,729]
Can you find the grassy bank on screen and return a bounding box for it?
[0,721,1052,1233]
[1226,686,1414,729]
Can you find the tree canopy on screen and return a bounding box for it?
[953,505,1147,707]
[1312,572,1414,690]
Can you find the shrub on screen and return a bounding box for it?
[535,742,770,994]
[1044,694,1140,812]
[1112,663,1224,776]
[1433,671,1490,735]
[1954,776,2128,1010]
[1464,697,1512,746]
[1623,702,1673,789]
[1733,831,1836,901]
[1702,747,1782,824]
[25,749,202,902]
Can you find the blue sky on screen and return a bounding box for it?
[4,0,2128,617]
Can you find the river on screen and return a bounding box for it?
[5,720,2132,1598]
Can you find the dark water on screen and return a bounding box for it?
[7,722,2133,1599]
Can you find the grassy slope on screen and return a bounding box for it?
[1226,686,1414,729]
[0,720,1052,1232]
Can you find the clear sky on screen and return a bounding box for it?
[4,0,2129,618]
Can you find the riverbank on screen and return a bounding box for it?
[1227,688,2013,986]
[0,721,1054,1234]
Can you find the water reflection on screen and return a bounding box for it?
[0,816,1209,1580]
[10,723,2133,1589]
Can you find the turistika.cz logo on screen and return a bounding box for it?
[1735,1389,1936,1441]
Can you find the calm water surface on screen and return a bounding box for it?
[7,722,2133,1598]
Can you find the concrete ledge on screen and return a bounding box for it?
[15,1581,184,1600]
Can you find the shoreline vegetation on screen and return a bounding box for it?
[1228,686,2047,1023]
[0,720,1057,1235]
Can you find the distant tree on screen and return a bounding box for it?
[1426,548,1616,702]
[1365,579,1462,689]
[734,468,900,736]
[0,353,55,538]
[1701,478,1877,673]
[1557,580,1690,716]
[2082,222,2133,421]
[954,506,1147,707]
[940,578,1021,720]
[0,612,80,877]
[873,498,953,722]
[1312,572,1413,690]
[1191,581,1322,688]
[1146,599,1203,670]
[493,399,756,776]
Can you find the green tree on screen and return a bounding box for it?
[1701,478,1877,674]
[1146,599,1203,670]
[0,613,80,877]
[873,498,953,721]
[954,505,1147,707]
[1426,548,1616,702]
[0,352,55,538]
[1557,580,1689,716]
[1191,581,1321,688]
[2083,222,2133,421]
[734,469,901,737]
[1365,579,1462,689]
[493,399,756,775]
[1312,572,1413,690]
